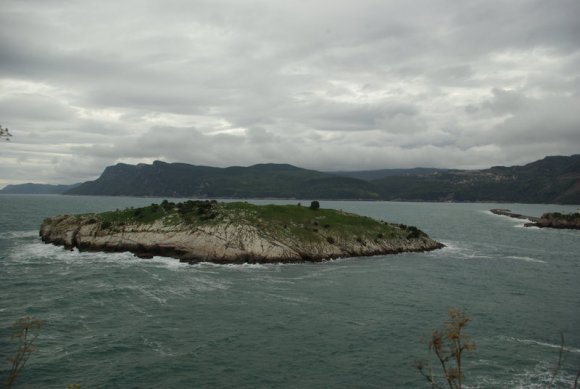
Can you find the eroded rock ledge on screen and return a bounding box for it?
[40,201,444,263]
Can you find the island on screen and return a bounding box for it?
[40,200,444,263]
[490,209,580,230]
[531,212,580,229]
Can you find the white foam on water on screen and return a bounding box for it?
[478,373,573,389]
[7,241,191,272]
[471,354,577,388]
[190,256,359,271]
[142,337,176,357]
[499,336,580,353]
[321,256,360,264]
[126,284,168,305]
[428,241,495,261]
[514,223,540,229]
[0,230,38,239]
[126,303,149,316]
[507,255,546,264]
[258,277,296,285]
[185,275,231,292]
[71,251,190,272]
[428,242,549,266]
[140,255,190,271]
[192,261,279,270]
[7,241,71,264]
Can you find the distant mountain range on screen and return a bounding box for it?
[0,183,80,195]
[65,161,378,199]
[330,167,448,181]
[368,155,580,204]
[3,155,579,204]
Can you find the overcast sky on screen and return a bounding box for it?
[1,0,579,185]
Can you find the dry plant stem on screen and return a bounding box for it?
[548,333,565,388]
[416,359,443,389]
[430,363,438,389]
[434,342,454,389]
[419,309,474,389]
[573,368,580,389]
[4,317,42,389]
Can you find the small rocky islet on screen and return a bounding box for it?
[40,200,444,263]
[490,208,580,229]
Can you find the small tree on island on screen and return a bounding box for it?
[310,201,320,210]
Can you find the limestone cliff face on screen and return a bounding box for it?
[40,214,443,263]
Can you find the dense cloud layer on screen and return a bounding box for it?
[1,0,579,185]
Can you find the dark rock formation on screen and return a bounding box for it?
[490,209,580,230]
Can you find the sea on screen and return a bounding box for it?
[0,195,578,388]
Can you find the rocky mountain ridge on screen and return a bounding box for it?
[6,154,579,204]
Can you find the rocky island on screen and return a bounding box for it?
[40,200,444,263]
[531,212,580,229]
[490,208,580,229]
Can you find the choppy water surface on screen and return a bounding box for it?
[1,195,578,388]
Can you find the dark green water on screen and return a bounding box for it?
[1,195,578,388]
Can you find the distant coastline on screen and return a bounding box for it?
[4,154,579,205]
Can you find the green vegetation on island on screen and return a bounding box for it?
[97,200,425,241]
[534,212,580,229]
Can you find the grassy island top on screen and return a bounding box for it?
[93,200,427,243]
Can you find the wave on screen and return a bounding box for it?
[190,258,348,272]
[0,230,39,239]
[6,241,190,272]
[428,241,495,260]
[506,256,546,264]
[192,261,274,271]
[514,223,540,229]
[499,336,580,353]
[472,350,578,388]
[428,242,549,266]
[477,371,576,389]
[142,337,176,357]
[6,241,70,263]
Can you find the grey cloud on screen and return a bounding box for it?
[296,101,419,132]
[490,96,580,146]
[481,88,528,114]
[0,0,579,185]
[246,127,276,144]
[0,93,74,122]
